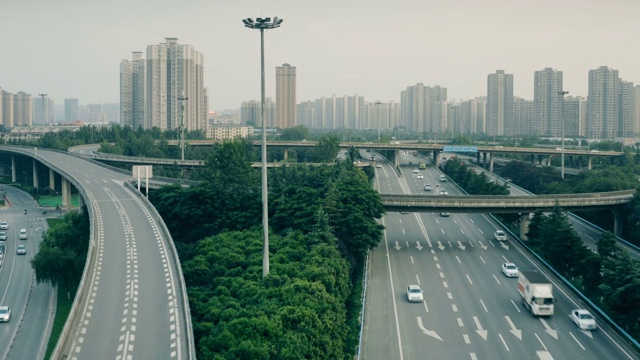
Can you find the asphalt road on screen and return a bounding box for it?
[361,154,638,360]
[0,187,55,360]
[0,147,191,360]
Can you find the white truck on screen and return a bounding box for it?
[517,271,554,316]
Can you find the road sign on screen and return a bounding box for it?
[443,146,478,153]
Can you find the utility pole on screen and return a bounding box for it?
[178,96,188,162]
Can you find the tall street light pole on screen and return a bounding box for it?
[38,94,47,125]
[243,16,283,278]
[178,96,188,162]
[558,90,569,180]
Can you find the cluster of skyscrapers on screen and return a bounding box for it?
[291,66,640,141]
[120,38,209,133]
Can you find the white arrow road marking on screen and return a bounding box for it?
[500,242,510,250]
[437,241,446,251]
[417,317,443,341]
[457,241,466,251]
[416,241,423,250]
[394,241,402,251]
[540,318,558,340]
[405,241,409,248]
[478,241,488,250]
[505,316,522,340]
[473,316,488,340]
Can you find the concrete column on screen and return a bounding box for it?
[49,168,55,190]
[520,213,530,240]
[587,157,592,170]
[11,155,16,183]
[489,153,494,172]
[393,150,399,168]
[476,152,481,164]
[613,208,622,237]
[62,178,72,211]
[283,148,288,161]
[482,152,487,168]
[433,151,440,167]
[537,155,543,165]
[530,154,535,164]
[78,194,85,212]
[32,159,39,189]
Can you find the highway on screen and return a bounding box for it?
[0,147,193,360]
[361,153,638,360]
[0,187,55,360]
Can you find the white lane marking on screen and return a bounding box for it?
[416,275,421,285]
[480,299,488,312]
[569,332,586,350]
[410,256,414,264]
[457,318,464,327]
[498,333,509,351]
[466,274,473,285]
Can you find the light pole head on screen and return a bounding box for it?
[243,17,283,30]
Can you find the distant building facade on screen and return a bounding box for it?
[400,83,447,134]
[587,66,620,139]
[275,63,296,129]
[120,38,208,132]
[563,96,587,137]
[206,125,253,140]
[65,98,79,122]
[241,98,275,127]
[486,70,513,137]
[33,95,55,125]
[533,68,563,137]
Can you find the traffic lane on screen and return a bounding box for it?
[71,197,128,359]
[361,216,405,360]
[121,187,184,359]
[9,282,55,360]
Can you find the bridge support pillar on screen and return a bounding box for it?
[49,168,55,191]
[613,208,623,237]
[32,159,39,190]
[587,157,592,170]
[531,154,535,164]
[393,150,399,168]
[433,151,440,167]
[78,194,85,212]
[476,152,481,164]
[283,148,288,161]
[11,155,16,183]
[489,153,494,173]
[62,177,72,211]
[482,152,487,168]
[520,213,530,240]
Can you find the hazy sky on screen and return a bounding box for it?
[1,0,638,111]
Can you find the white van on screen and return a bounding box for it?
[19,228,28,240]
[439,175,447,182]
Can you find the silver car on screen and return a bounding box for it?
[0,306,10,322]
[0,231,6,241]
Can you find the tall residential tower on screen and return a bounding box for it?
[486,70,514,138]
[533,68,563,137]
[275,63,296,129]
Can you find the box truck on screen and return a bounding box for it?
[518,271,554,316]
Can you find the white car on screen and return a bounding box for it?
[19,228,28,240]
[16,244,26,255]
[440,190,448,195]
[0,222,7,230]
[424,185,432,191]
[376,164,382,168]
[0,231,6,241]
[417,173,424,179]
[413,169,419,173]
[501,262,518,277]
[406,285,424,302]
[494,230,507,241]
[0,306,10,322]
[440,212,450,217]
[570,309,597,330]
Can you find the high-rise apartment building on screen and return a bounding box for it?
[34,96,54,125]
[1,89,11,128]
[120,51,147,129]
[14,92,32,127]
[120,38,207,132]
[619,81,636,138]
[486,70,514,138]
[563,96,587,137]
[400,83,447,134]
[241,98,274,127]
[587,66,620,139]
[275,63,296,129]
[533,68,563,137]
[65,98,79,121]
[513,97,533,140]
[634,86,640,135]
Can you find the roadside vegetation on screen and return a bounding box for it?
[149,139,384,358]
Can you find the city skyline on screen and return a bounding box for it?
[2,0,639,111]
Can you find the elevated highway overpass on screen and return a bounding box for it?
[381,190,635,239]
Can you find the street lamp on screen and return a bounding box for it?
[38,94,47,125]
[178,96,188,162]
[558,90,569,180]
[244,16,283,278]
